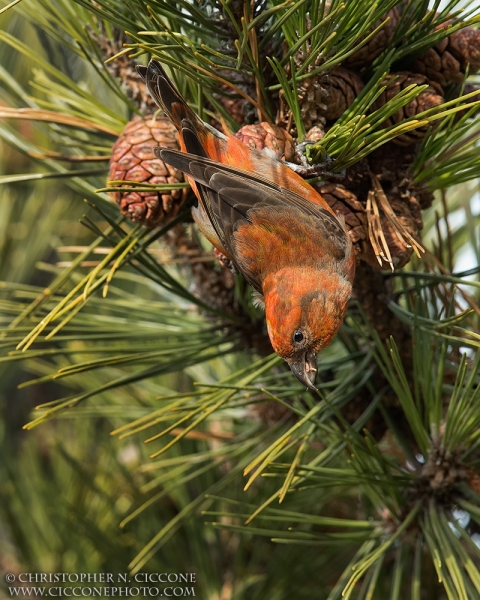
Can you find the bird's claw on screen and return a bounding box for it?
[213,247,238,274]
[284,141,346,181]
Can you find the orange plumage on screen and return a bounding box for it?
[137,60,356,389]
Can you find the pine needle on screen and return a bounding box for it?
[366,189,394,271]
[370,173,425,259]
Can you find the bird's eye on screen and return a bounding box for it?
[293,330,304,343]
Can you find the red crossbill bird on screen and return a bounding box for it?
[136,60,355,389]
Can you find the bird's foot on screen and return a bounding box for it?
[214,248,238,274]
[284,141,346,181]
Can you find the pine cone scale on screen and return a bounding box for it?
[108,115,188,227]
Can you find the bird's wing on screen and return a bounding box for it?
[156,148,350,265]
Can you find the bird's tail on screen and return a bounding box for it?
[137,60,209,158]
[136,60,196,127]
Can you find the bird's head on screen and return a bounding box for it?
[262,267,352,390]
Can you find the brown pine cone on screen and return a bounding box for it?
[108,115,188,227]
[367,144,428,218]
[412,26,480,87]
[234,122,295,161]
[320,183,368,250]
[319,181,423,269]
[296,74,328,132]
[466,467,480,496]
[452,83,480,122]
[293,66,363,129]
[321,67,365,120]
[371,72,444,145]
[305,125,325,142]
[216,84,247,125]
[346,4,405,68]
[412,184,435,210]
[219,96,246,125]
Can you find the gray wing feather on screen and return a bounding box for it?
[155,148,350,265]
